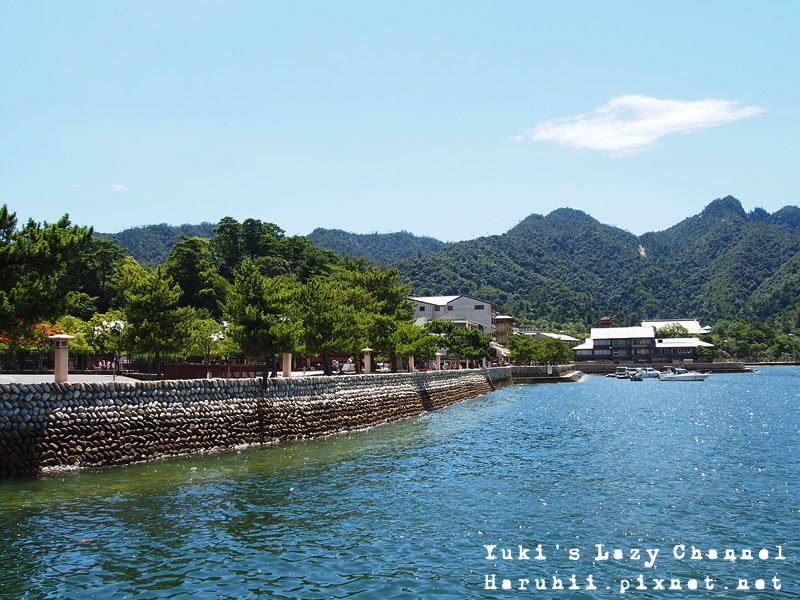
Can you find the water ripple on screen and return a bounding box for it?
[1,367,798,597]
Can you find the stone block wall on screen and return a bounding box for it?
[0,368,511,477]
[511,364,576,379]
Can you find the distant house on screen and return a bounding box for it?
[572,320,714,363]
[493,315,518,346]
[409,295,495,334]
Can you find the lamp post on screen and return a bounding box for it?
[111,322,125,381]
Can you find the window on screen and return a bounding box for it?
[447,306,454,311]
[594,349,611,356]
[474,304,484,310]
[419,306,425,312]
[434,306,440,312]
[595,339,611,346]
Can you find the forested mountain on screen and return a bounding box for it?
[97,223,216,264]
[308,228,448,264]
[92,197,800,329]
[396,196,800,328]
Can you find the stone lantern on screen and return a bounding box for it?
[282,352,292,377]
[362,347,373,374]
[48,333,75,384]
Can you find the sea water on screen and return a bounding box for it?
[1,367,798,598]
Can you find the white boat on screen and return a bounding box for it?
[615,367,630,379]
[658,367,710,381]
[637,367,661,379]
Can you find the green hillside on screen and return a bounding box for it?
[396,196,800,327]
[97,223,216,264]
[92,197,800,329]
[308,228,448,264]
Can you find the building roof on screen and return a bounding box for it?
[537,331,580,343]
[490,341,510,356]
[655,337,715,348]
[642,319,711,335]
[409,295,461,306]
[590,326,656,340]
[409,294,497,309]
[494,315,517,321]
[572,339,594,350]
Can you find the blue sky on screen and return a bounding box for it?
[1,1,798,240]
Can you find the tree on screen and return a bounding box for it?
[224,259,298,383]
[448,327,493,367]
[508,334,538,365]
[508,334,573,365]
[183,313,225,361]
[56,315,92,352]
[392,321,439,369]
[165,236,228,317]
[656,323,690,338]
[539,337,574,364]
[0,206,93,347]
[65,237,125,317]
[119,262,191,373]
[338,263,413,371]
[296,277,352,376]
[212,217,244,279]
[427,320,492,367]
[86,310,127,358]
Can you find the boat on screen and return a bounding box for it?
[615,367,630,379]
[637,367,661,379]
[658,367,710,381]
[629,367,659,381]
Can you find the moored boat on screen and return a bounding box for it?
[658,367,710,381]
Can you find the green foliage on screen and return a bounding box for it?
[224,259,299,368]
[308,228,447,264]
[397,196,800,328]
[447,327,492,363]
[296,278,350,375]
[0,206,94,345]
[426,320,492,364]
[183,315,226,360]
[56,315,92,352]
[119,263,192,366]
[9,198,800,373]
[508,334,573,365]
[393,321,439,361]
[165,236,228,317]
[97,222,216,265]
[655,323,690,338]
[86,310,127,356]
[710,319,798,362]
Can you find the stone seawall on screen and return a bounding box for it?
[0,368,511,478]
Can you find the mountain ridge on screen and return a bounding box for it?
[95,197,800,327]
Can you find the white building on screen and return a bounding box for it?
[572,321,714,363]
[409,295,495,334]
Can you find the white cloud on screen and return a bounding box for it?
[71,184,86,189]
[112,184,130,192]
[527,95,765,155]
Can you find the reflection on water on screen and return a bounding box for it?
[1,367,798,597]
